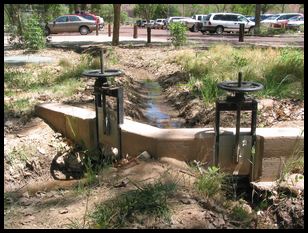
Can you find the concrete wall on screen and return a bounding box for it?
[35,103,304,181]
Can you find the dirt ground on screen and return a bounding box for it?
[4,46,304,229]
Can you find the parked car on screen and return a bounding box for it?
[74,12,104,30]
[287,15,304,30]
[145,20,155,28]
[261,13,303,26]
[166,16,188,29]
[45,15,97,35]
[201,13,255,34]
[177,17,200,32]
[243,14,275,22]
[136,19,147,27]
[191,14,208,32]
[154,19,166,29]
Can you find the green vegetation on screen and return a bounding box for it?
[195,166,226,198]
[90,181,177,228]
[6,144,36,166]
[229,204,254,227]
[171,45,304,103]
[4,54,94,118]
[280,131,304,180]
[169,22,187,47]
[23,15,46,50]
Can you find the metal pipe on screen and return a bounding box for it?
[234,104,241,163]
[238,72,242,87]
[100,49,104,74]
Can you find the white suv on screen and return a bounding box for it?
[201,13,255,34]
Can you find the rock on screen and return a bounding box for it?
[137,151,152,161]
[241,203,252,214]
[37,147,46,155]
[22,191,30,198]
[159,157,190,170]
[59,209,68,214]
[259,99,274,110]
[180,198,196,205]
[4,121,14,128]
[279,173,304,195]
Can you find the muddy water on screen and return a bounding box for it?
[141,80,185,128]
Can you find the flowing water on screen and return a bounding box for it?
[141,80,185,128]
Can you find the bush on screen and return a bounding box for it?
[23,15,46,50]
[168,22,187,47]
[196,166,226,198]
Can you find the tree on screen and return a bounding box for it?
[133,4,158,21]
[4,4,24,36]
[112,4,121,46]
[230,4,255,15]
[261,4,276,14]
[255,4,261,34]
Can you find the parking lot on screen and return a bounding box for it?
[4,25,304,49]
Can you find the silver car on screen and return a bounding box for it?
[201,13,255,34]
[45,15,97,35]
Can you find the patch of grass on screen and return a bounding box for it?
[4,97,33,116]
[195,166,226,198]
[171,45,304,103]
[90,181,177,229]
[106,47,119,66]
[59,58,73,68]
[280,130,304,180]
[6,144,35,166]
[229,204,253,227]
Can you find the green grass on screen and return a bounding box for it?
[229,204,253,227]
[279,130,304,180]
[170,45,304,103]
[195,166,227,198]
[4,56,91,118]
[90,181,177,229]
[6,144,36,166]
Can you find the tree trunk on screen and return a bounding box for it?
[255,4,261,34]
[112,4,121,46]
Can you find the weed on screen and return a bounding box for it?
[195,166,226,198]
[279,130,304,181]
[169,22,187,47]
[229,204,253,227]
[6,144,35,166]
[90,181,177,228]
[171,45,304,103]
[59,58,72,68]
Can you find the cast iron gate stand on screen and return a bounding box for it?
[214,72,263,166]
[82,48,123,160]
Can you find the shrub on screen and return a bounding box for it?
[168,22,187,47]
[196,166,226,198]
[23,15,46,50]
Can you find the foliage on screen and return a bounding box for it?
[90,181,177,228]
[168,22,187,47]
[196,166,226,198]
[170,45,304,103]
[230,4,255,15]
[229,204,254,227]
[280,131,304,180]
[23,15,46,50]
[133,4,159,21]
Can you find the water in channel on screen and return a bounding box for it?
[141,80,185,128]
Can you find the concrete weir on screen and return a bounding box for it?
[35,103,304,182]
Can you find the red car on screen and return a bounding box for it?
[74,11,104,29]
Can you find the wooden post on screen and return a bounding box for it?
[133,24,138,38]
[239,23,244,42]
[108,24,111,37]
[147,27,151,43]
[96,23,99,36]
